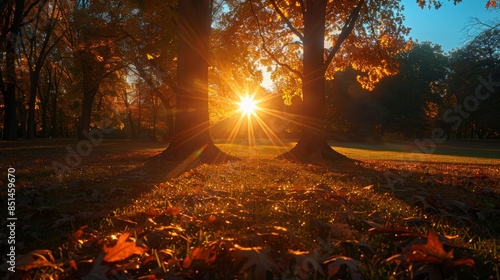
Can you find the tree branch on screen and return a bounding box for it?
[324,0,365,69]
[268,0,304,41]
[21,0,47,27]
[249,0,302,77]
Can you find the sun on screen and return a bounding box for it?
[238,95,258,116]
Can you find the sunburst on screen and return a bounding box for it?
[238,94,259,116]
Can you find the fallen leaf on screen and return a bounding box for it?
[15,250,62,272]
[288,250,324,279]
[387,229,475,267]
[207,215,217,222]
[144,206,163,217]
[69,259,78,271]
[324,255,362,280]
[103,232,147,262]
[452,258,475,267]
[410,229,453,263]
[17,259,60,271]
[183,247,216,268]
[231,245,279,279]
[165,206,182,215]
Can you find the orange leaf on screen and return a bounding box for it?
[18,259,59,271]
[69,259,78,271]
[74,225,88,240]
[324,256,362,280]
[182,247,216,268]
[165,206,182,215]
[69,225,89,251]
[103,232,146,262]
[453,258,475,267]
[409,229,454,263]
[387,231,475,268]
[16,250,61,271]
[231,245,279,279]
[208,215,217,222]
[144,207,163,217]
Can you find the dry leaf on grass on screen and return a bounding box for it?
[386,229,475,267]
[183,247,216,268]
[231,245,280,279]
[16,250,62,271]
[288,249,324,278]
[324,255,362,280]
[165,206,182,215]
[103,232,147,262]
[144,206,163,217]
[410,229,453,262]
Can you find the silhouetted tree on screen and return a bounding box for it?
[1,0,25,140]
[158,0,233,164]
[376,42,448,138]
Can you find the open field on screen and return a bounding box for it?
[0,139,499,279]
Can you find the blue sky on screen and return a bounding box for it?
[260,2,498,88]
[402,0,499,51]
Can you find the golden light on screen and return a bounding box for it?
[221,88,290,151]
[238,95,258,116]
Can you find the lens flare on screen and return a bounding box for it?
[238,95,258,116]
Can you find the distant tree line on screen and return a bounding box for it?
[0,0,260,141]
[321,28,500,141]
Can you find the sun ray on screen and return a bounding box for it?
[238,94,259,116]
[208,77,302,156]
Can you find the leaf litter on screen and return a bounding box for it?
[4,155,500,279]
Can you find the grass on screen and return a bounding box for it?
[0,139,499,279]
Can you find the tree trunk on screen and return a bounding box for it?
[165,102,175,140]
[158,0,233,164]
[78,85,98,139]
[2,80,18,140]
[278,0,348,163]
[51,85,58,138]
[41,68,53,138]
[121,90,136,139]
[41,99,48,137]
[26,71,40,139]
[1,0,24,141]
[152,95,158,140]
[2,82,18,140]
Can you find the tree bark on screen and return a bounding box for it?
[1,0,24,140]
[78,84,99,139]
[121,90,136,139]
[50,70,60,138]
[26,71,40,139]
[278,0,349,163]
[158,0,233,164]
[165,102,175,140]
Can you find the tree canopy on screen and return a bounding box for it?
[1,0,498,151]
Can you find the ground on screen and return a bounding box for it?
[0,139,499,279]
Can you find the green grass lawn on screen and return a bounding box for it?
[1,139,499,279]
[216,139,500,166]
[330,140,500,165]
